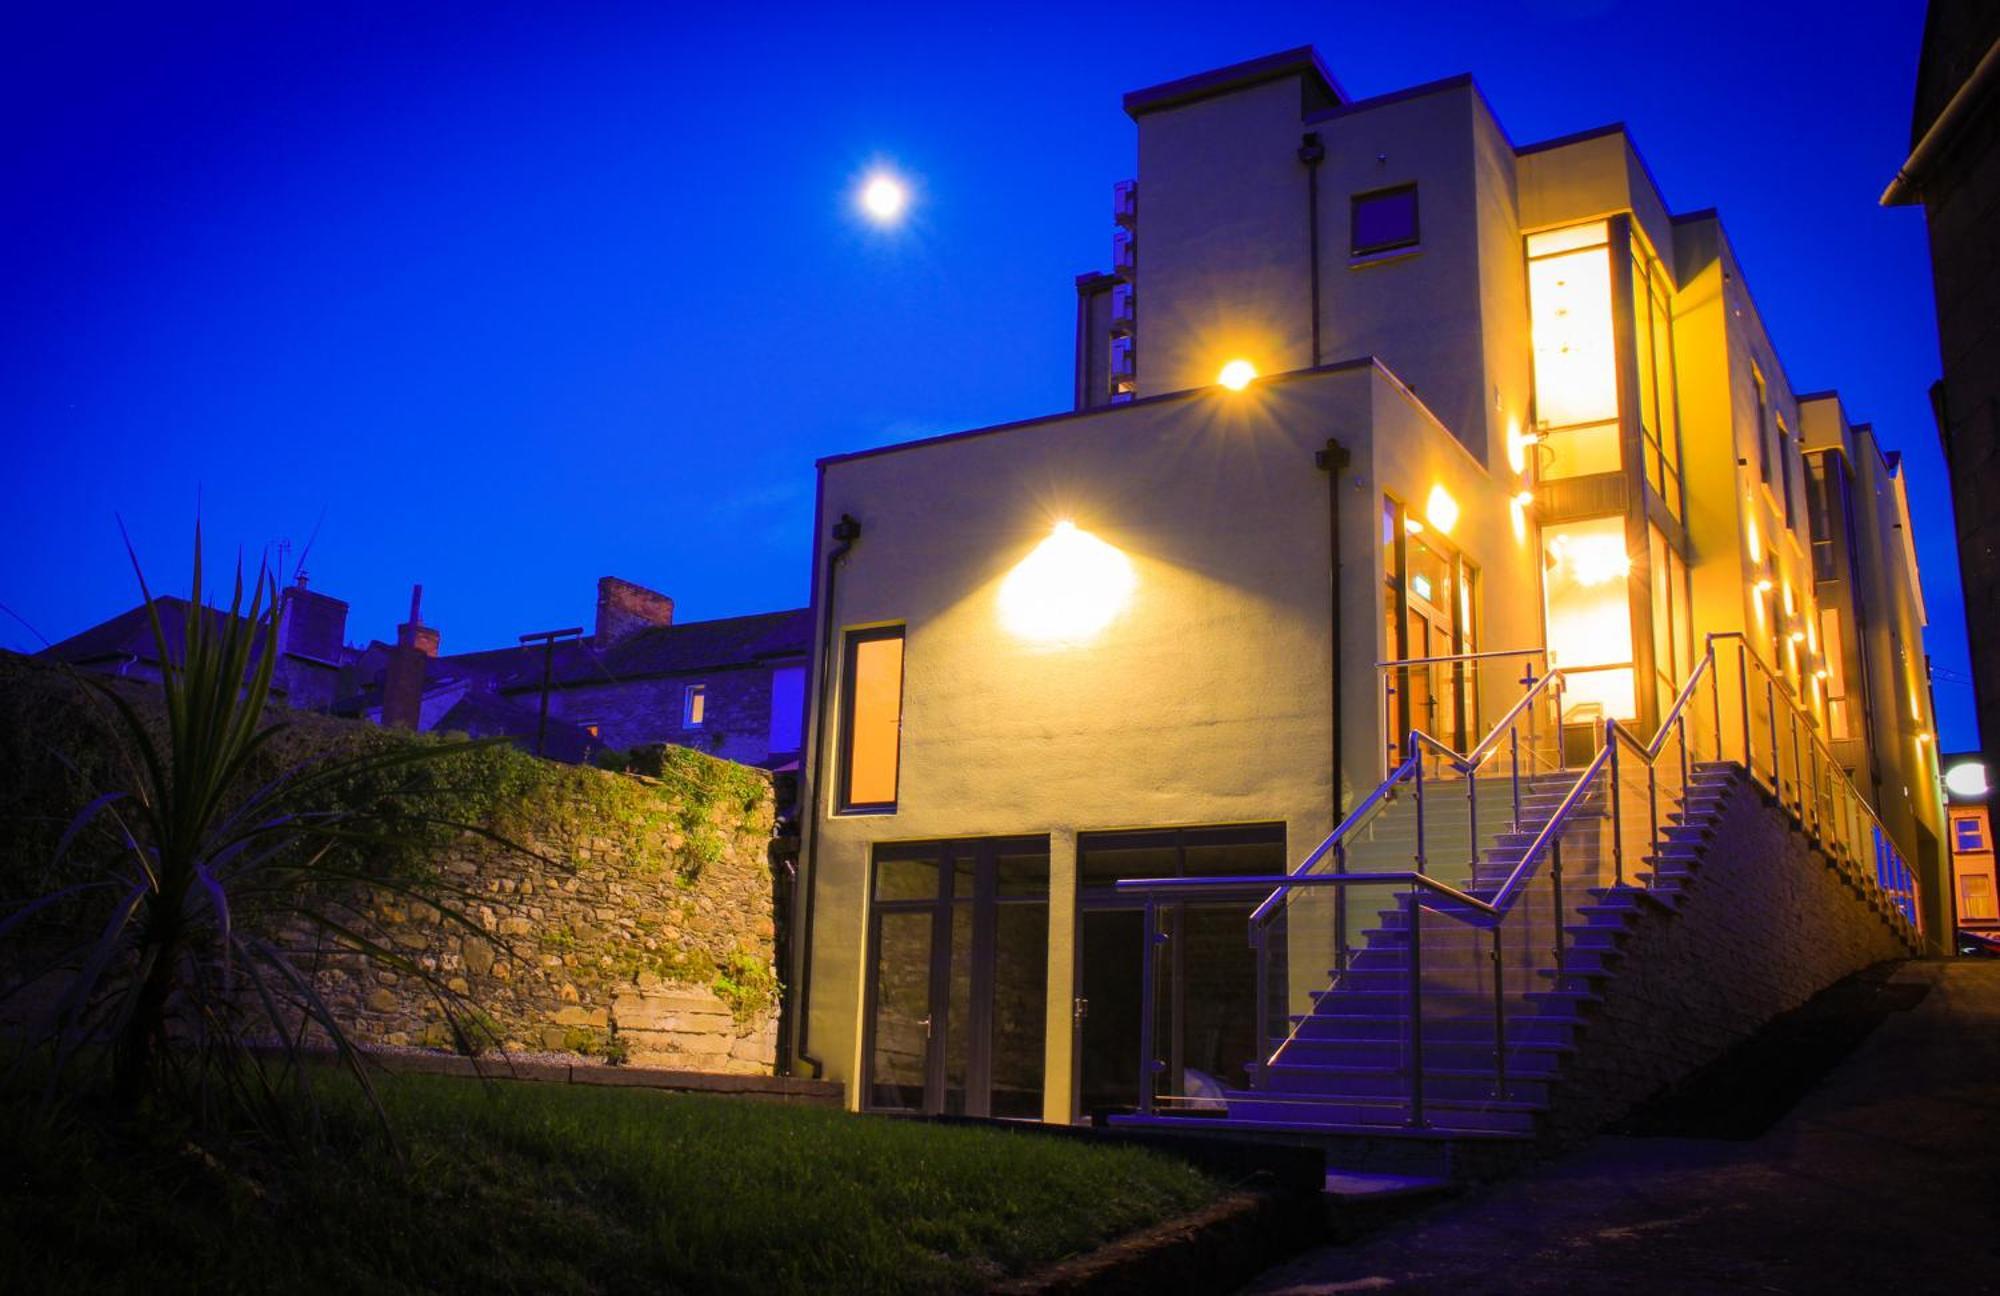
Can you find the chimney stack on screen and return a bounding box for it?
[595,577,674,646]
[275,571,350,665]
[382,584,437,729]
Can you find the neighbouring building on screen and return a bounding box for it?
[1884,1,2000,807]
[341,576,810,771]
[40,574,352,713]
[791,48,1942,1135]
[1944,752,1997,950]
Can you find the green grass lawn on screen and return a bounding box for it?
[0,1074,1219,1294]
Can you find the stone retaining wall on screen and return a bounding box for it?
[307,764,782,1075]
[1544,768,1917,1143]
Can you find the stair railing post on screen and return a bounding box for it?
[1707,649,1723,765]
[1490,925,1507,1101]
[1413,744,1427,876]
[1251,920,1270,1078]
[1736,643,1752,773]
[1550,838,1566,975]
[1510,726,1523,833]
[1138,895,1159,1116]
[1608,719,1625,888]
[1467,753,1479,874]
[1406,880,1426,1129]
[1334,841,1349,972]
[1765,676,1780,804]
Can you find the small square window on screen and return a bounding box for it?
[1352,185,1419,257]
[683,685,707,728]
[1955,815,1986,853]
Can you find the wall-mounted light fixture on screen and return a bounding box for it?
[998,520,1136,645]
[1217,359,1258,391]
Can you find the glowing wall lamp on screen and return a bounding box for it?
[1946,761,1989,798]
[1217,359,1258,391]
[1424,484,1460,537]
[998,520,1136,644]
[1509,490,1534,542]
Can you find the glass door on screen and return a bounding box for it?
[1073,825,1285,1120]
[865,837,1049,1118]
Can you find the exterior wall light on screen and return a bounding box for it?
[1790,630,1807,643]
[1424,484,1460,536]
[1509,491,1533,542]
[1217,359,1258,391]
[998,520,1136,645]
[1946,761,1989,798]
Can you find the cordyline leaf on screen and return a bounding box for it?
[241,936,394,1146]
[193,864,232,983]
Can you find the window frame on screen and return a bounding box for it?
[837,624,907,814]
[1350,184,1421,259]
[682,684,707,728]
[1955,814,1987,854]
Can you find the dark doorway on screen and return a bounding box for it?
[864,836,1049,1118]
[1074,824,1286,1118]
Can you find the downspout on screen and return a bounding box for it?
[1318,437,1350,970]
[1317,439,1350,820]
[1299,132,1326,366]
[1882,36,2000,206]
[790,510,861,1080]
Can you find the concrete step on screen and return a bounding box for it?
[1219,1093,1541,1136]
[1259,1065,1556,1106]
[1271,1036,1575,1070]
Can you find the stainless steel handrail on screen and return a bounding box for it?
[1372,646,1549,669]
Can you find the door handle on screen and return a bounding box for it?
[921,1014,933,1041]
[1072,997,1089,1026]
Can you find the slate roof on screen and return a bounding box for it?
[430,689,598,764]
[407,607,810,696]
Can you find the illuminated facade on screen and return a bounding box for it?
[792,48,1946,1121]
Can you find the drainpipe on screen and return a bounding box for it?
[789,510,861,1080]
[1317,438,1351,819]
[1299,132,1326,366]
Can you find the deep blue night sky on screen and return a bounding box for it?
[0,1,1973,747]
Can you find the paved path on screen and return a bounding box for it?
[1246,960,2000,1294]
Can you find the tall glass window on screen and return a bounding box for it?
[1630,232,1683,520]
[839,626,905,811]
[1542,515,1635,721]
[1528,222,1620,479]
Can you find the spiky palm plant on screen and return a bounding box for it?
[1,527,518,1131]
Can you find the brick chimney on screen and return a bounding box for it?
[381,584,438,730]
[276,571,350,664]
[595,577,674,646]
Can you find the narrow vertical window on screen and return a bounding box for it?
[683,685,707,727]
[840,627,905,811]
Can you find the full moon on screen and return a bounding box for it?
[859,172,908,224]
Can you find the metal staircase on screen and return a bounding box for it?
[1111,634,1924,1149]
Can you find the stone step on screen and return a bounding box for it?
[1286,1012,1585,1046]
[1259,1065,1555,1106]
[1219,1093,1541,1137]
[1271,1036,1574,1071]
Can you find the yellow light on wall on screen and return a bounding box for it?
[1747,517,1763,564]
[1506,423,1539,475]
[1755,578,1774,593]
[998,520,1136,645]
[1782,582,1796,617]
[1217,359,1258,391]
[1510,490,1533,542]
[1424,484,1460,536]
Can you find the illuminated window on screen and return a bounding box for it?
[1648,525,1691,717]
[839,627,905,812]
[1543,515,1635,720]
[1752,366,1774,491]
[683,685,707,728]
[1777,414,1797,527]
[1956,815,1988,854]
[1963,874,1996,920]
[1527,222,1619,480]
[1820,608,1852,741]
[1630,236,1682,521]
[1351,185,1419,257]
